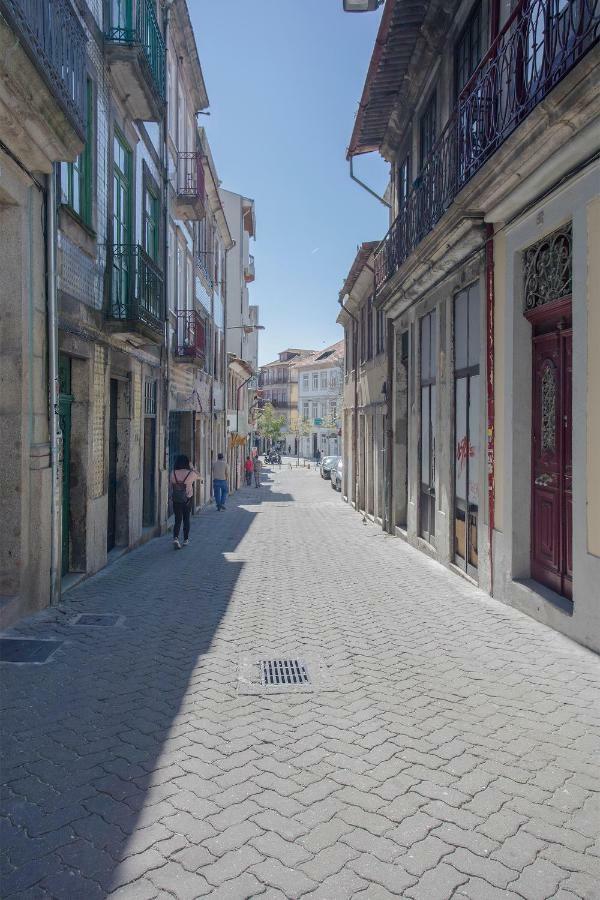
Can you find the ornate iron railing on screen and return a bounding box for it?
[177,151,205,199]
[109,244,164,331]
[0,0,87,139]
[175,310,206,360]
[105,0,165,102]
[374,0,599,292]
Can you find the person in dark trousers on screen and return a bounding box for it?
[253,455,262,487]
[170,454,200,549]
[244,456,253,486]
[212,453,229,510]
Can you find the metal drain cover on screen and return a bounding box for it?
[0,639,63,664]
[238,653,336,694]
[70,614,122,627]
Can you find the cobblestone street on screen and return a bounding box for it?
[1,464,599,900]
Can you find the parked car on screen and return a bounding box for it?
[320,456,339,479]
[330,457,343,491]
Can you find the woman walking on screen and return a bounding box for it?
[170,455,200,549]
[244,456,253,486]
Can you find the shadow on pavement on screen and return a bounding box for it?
[0,479,293,897]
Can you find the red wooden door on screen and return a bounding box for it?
[531,318,572,599]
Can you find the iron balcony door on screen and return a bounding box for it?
[531,325,572,599]
[58,355,73,576]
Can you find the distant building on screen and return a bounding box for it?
[258,349,314,453]
[296,343,344,459]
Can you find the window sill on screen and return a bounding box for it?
[59,205,96,258]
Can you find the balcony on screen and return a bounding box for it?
[173,152,206,221]
[374,0,599,293]
[174,310,206,364]
[104,0,165,122]
[107,245,164,344]
[244,254,255,283]
[0,0,87,171]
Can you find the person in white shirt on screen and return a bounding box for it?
[212,453,229,511]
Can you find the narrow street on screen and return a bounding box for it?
[1,465,599,900]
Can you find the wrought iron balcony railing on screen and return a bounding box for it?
[374,0,599,292]
[177,151,205,199]
[175,310,206,361]
[109,244,164,332]
[0,0,87,139]
[105,0,165,102]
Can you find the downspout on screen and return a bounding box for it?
[384,317,394,534]
[338,297,360,508]
[162,0,174,507]
[47,166,60,603]
[486,223,495,596]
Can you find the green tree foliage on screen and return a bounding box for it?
[256,402,286,445]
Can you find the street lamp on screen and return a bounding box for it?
[342,0,383,10]
[227,324,265,335]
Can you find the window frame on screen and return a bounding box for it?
[455,0,485,98]
[419,91,437,170]
[62,77,94,226]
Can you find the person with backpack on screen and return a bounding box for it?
[212,453,229,511]
[170,455,201,549]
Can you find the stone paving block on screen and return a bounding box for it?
[562,871,600,899]
[491,830,547,870]
[342,827,405,863]
[251,858,318,899]
[109,850,167,890]
[251,830,312,867]
[107,878,159,899]
[161,811,216,844]
[39,870,106,899]
[208,799,262,831]
[431,822,498,858]
[206,872,268,900]
[350,852,418,894]
[477,810,529,843]
[337,806,394,836]
[170,844,216,871]
[148,861,213,898]
[447,847,519,888]
[453,876,523,899]
[404,861,469,899]
[402,835,454,877]
[508,858,569,900]
[299,842,359,881]
[251,809,308,842]
[302,868,369,899]
[203,820,263,857]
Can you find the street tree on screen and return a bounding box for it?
[256,402,286,449]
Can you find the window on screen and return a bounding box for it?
[367,295,373,360]
[177,239,185,312]
[420,92,437,169]
[360,304,367,363]
[330,372,338,387]
[376,306,385,355]
[320,403,326,419]
[397,154,410,209]
[303,374,309,390]
[312,373,319,390]
[303,402,309,420]
[186,255,193,311]
[320,372,328,389]
[112,131,132,315]
[143,183,160,262]
[312,402,318,419]
[420,310,437,542]
[168,224,176,311]
[455,0,484,97]
[454,283,480,574]
[62,78,93,225]
[168,58,177,140]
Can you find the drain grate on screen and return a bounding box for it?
[261,658,310,687]
[0,639,63,664]
[238,652,337,695]
[70,614,121,627]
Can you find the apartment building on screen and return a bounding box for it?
[0,0,255,627]
[258,349,314,454]
[341,0,600,650]
[296,343,344,459]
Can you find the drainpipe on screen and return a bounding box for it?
[338,296,360,508]
[162,0,174,504]
[486,223,495,596]
[384,317,394,534]
[47,166,60,604]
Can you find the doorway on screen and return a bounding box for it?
[530,304,572,599]
[420,310,437,542]
[58,355,73,575]
[107,379,118,551]
[142,380,157,527]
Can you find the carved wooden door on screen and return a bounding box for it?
[531,320,572,599]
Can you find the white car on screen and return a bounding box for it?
[330,457,343,491]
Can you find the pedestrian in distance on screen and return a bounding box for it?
[244,455,253,486]
[253,455,262,488]
[212,453,229,511]
[170,455,201,550]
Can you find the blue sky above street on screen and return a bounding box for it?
[190,0,389,364]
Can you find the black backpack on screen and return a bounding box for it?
[172,470,191,503]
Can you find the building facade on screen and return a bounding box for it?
[221,189,260,485]
[341,0,600,650]
[337,243,388,522]
[0,0,256,628]
[296,343,344,459]
[258,349,313,454]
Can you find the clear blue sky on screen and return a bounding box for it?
[190,0,389,365]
